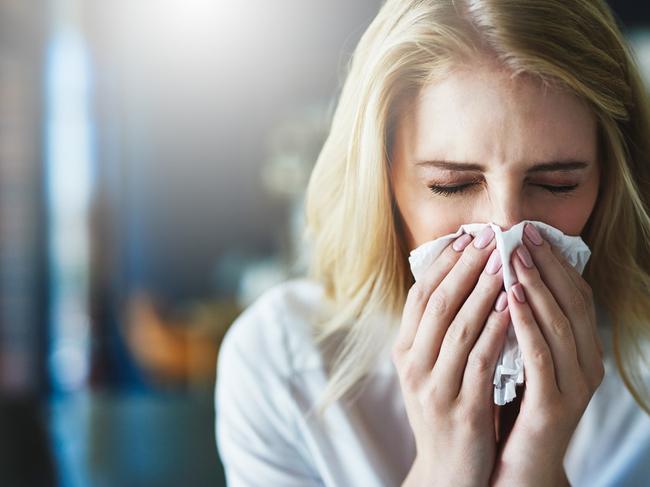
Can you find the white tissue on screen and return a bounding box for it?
[408,220,591,405]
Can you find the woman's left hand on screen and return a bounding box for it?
[490,223,605,487]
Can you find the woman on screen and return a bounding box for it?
[216,0,650,485]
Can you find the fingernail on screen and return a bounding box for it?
[473,226,495,249]
[495,290,508,312]
[485,248,502,274]
[452,233,472,252]
[516,245,534,268]
[512,283,526,303]
[525,223,543,246]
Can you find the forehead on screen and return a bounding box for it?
[398,65,597,166]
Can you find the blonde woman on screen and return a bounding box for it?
[215,0,650,485]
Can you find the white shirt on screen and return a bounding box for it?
[215,278,650,486]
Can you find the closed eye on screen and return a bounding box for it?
[428,183,579,196]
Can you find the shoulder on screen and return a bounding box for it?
[218,278,329,380]
[215,278,328,484]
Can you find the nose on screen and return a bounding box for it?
[484,182,525,231]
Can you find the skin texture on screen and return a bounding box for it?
[390,62,605,486]
[391,62,600,247]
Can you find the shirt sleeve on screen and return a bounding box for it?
[214,296,323,486]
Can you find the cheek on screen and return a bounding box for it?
[538,170,600,236]
[541,188,600,236]
[411,206,473,248]
[394,186,472,251]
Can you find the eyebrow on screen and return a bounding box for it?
[414,159,590,173]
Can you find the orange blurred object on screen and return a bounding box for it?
[124,293,239,386]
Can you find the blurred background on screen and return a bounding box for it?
[0,0,649,486]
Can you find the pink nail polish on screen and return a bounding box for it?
[494,291,508,311]
[516,245,534,268]
[473,226,495,249]
[485,249,502,274]
[452,233,472,251]
[512,283,526,303]
[525,223,543,246]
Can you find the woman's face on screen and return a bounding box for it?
[390,64,600,251]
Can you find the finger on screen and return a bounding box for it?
[460,290,510,404]
[512,245,580,393]
[434,249,504,397]
[522,224,599,371]
[411,227,496,370]
[393,284,427,354]
[545,242,605,389]
[546,242,603,357]
[507,282,558,401]
[547,244,592,300]
[394,234,471,353]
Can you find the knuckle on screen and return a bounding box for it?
[425,290,448,317]
[447,320,472,345]
[476,272,499,296]
[484,313,505,335]
[467,350,493,374]
[399,356,423,391]
[437,248,460,272]
[531,346,552,366]
[525,271,546,291]
[458,248,481,272]
[455,407,481,431]
[532,410,558,432]
[481,314,499,335]
[418,380,446,412]
[518,313,537,330]
[569,290,586,313]
[549,315,572,338]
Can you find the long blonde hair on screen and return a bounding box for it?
[304,0,650,417]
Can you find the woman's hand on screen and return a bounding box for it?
[392,227,510,487]
[490,223,605,486]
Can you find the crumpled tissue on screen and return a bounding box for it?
[408,220,591,405]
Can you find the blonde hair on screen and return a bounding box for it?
[304,0,650,417]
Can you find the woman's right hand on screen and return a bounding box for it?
[391,227,511,487]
